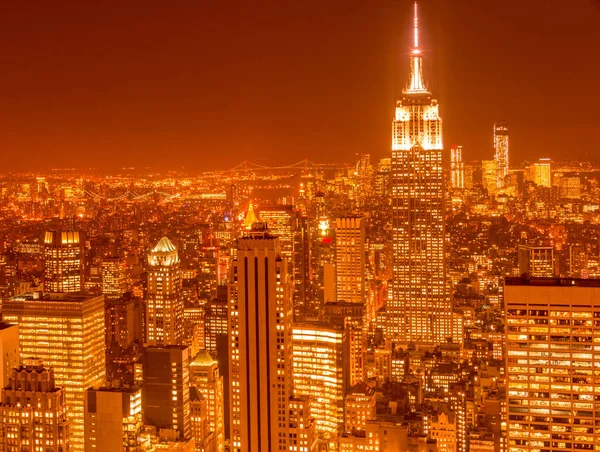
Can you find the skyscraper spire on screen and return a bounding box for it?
[413,1,419,50]
[407,1,427,93]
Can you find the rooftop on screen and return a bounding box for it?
[7,292,103,303]
[505,277,600,288]
[152,236,177,253]
[191,350,217,367]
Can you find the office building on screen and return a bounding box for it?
[450,145,465,189]
[0,360,70,451]
[204,299,228,354]
[190,388,215,452]
[288,396,317,452]
[101,255,127,301]
[389,2,450,345]
[292,324,346,444]
[335,216,365,304]
[344,382,376,433]
[84,385,143,451]
[493,122,509,187]
[3,292,106,451]
[323,302,366,388]
[530,158,552,187]
[143,345,191,440]
[518,245,554,277]
[228,224,293,452]
[505,277,600,451]
[43,230,83,293]
[190,350,224,452]
[146,237,184,346]
[482,160,499,197]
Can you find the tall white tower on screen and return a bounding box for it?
[389,2,451,345]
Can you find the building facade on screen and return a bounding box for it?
[228,225,293,452]
[505,278,600,451]
[389,2,450,345]
[84,386,143,452]
[335,216,366,304]
[146,237,184,346]
[0,360,69,451]
[3,292,106,451]
[143,345,191,440]
[43,230,83,293]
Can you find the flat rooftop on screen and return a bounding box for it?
[7,292,103,302]
[505,277,600,288]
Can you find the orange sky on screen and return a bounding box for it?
[1,0,599,171]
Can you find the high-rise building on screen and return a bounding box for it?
[292,323,346,445]
[288,396,317,452]
[482,160,499,196]
[101,255,127,301]
[84,385,143,452]
[190,388,215,452]
[228,224,293,452]
[143,345,191,440]
[199,243,219,300]
[323,302,366,388]
[517,245,554,277]
[43,230,83,293]
[389,2,450,345]
[530,158,552,187]
[190,350,224,452]
[493,122,509,187]
[0,359,70,451]
[344,382,376,433]
[0,323,19,388]
[450,145,465,189]
[257,205,296,290]
[3,292,106,451]
[335,216,365,304]
[204,299,228,354]
[146,237,184,346]
[505,277,600,451]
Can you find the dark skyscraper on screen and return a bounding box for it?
[143,345,191,440]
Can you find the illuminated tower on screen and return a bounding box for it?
[450,145,465,189]
[482,160,499,197]
[101,255,127,301]
[493,122,509,187]
[335,216,366,304]
[3,292,106,451]
[292,323,346,446]
[43,230,83,293]
[530,158,551,187]
[146,237,184,346]
[228,224,293,452]
[0,360,70,451]
[389,2,450,344]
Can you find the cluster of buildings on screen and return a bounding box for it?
[0,2,597,452]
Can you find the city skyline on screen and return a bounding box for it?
[1,0,600,171]
[1,1,600,451]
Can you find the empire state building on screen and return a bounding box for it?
[388,2,451,345]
